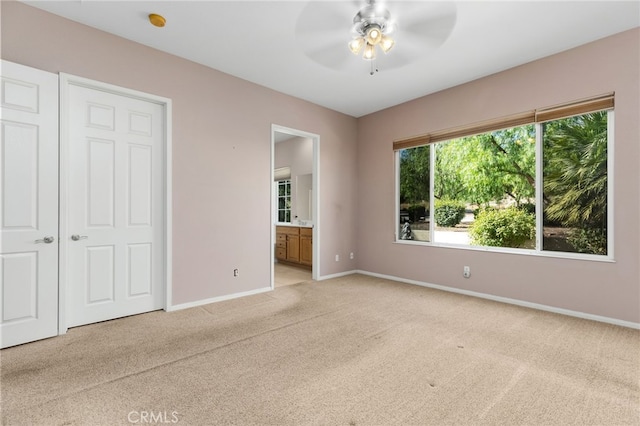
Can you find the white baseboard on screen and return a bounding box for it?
[167,286,272,312]
[317,270,358,281]
[166,270,639,330]
[355,270,640,330]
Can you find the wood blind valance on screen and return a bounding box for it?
[393,93,614,151]
[535,93,614,123]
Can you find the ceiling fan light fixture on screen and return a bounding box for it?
[348,0,396,70]
[349,37,365,55]
[379,35,395,53]
[363,43,376,60]
[366,25,383,45]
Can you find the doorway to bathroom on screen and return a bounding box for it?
[271,125,319,288]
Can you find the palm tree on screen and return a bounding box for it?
[543,111,608,237]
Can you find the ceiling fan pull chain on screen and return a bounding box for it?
[370,58,379,76]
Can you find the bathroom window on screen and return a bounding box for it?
[277,179,291,223]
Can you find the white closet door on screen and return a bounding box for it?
[65,82,164,328]
[0,60,59,348]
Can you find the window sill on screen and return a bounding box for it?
[393,239,615,263]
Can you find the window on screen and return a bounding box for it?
[395,94,612,258]
[277,179,291,223]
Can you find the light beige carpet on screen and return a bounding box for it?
[1,274,639,425]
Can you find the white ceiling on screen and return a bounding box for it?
[21,1,640,117]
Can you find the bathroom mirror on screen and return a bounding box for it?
[296,173,312,221]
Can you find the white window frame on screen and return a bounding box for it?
[277,179,292,223]
[395,110,614,262]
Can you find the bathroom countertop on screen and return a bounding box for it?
[275,222,313,228]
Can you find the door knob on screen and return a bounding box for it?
[71,234,88,241]
[35,236,55,244]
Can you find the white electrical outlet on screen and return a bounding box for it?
[350,252,354,260]
[335,254,340,262]
[233,268,239,277]
[463,266,470,278]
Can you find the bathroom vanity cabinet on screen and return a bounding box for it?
[276,225,312,268]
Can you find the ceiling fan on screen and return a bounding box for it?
[295,0,457,75]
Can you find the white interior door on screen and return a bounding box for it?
[64,81,165,328]
[1,61,59,348]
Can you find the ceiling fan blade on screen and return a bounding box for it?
[392,1,457,27]
[295,1,360,37]
[305,42,355,71]
[394,2,457,49]
[377,51,413,70]
[401,20,456,48]
[294,0,457,73]
[294,1,367,72]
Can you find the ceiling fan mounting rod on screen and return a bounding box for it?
[352,0,392,36]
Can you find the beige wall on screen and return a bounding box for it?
[275,137,313,177]
[1,2,359,305]
[357,28,640,323]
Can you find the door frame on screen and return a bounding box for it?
[271,124,320,288]
[58,74,172,334]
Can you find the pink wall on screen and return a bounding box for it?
[2,2,637,323]
[357,28,640,323]
[275,137,313,176]
[1,2,359,304]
